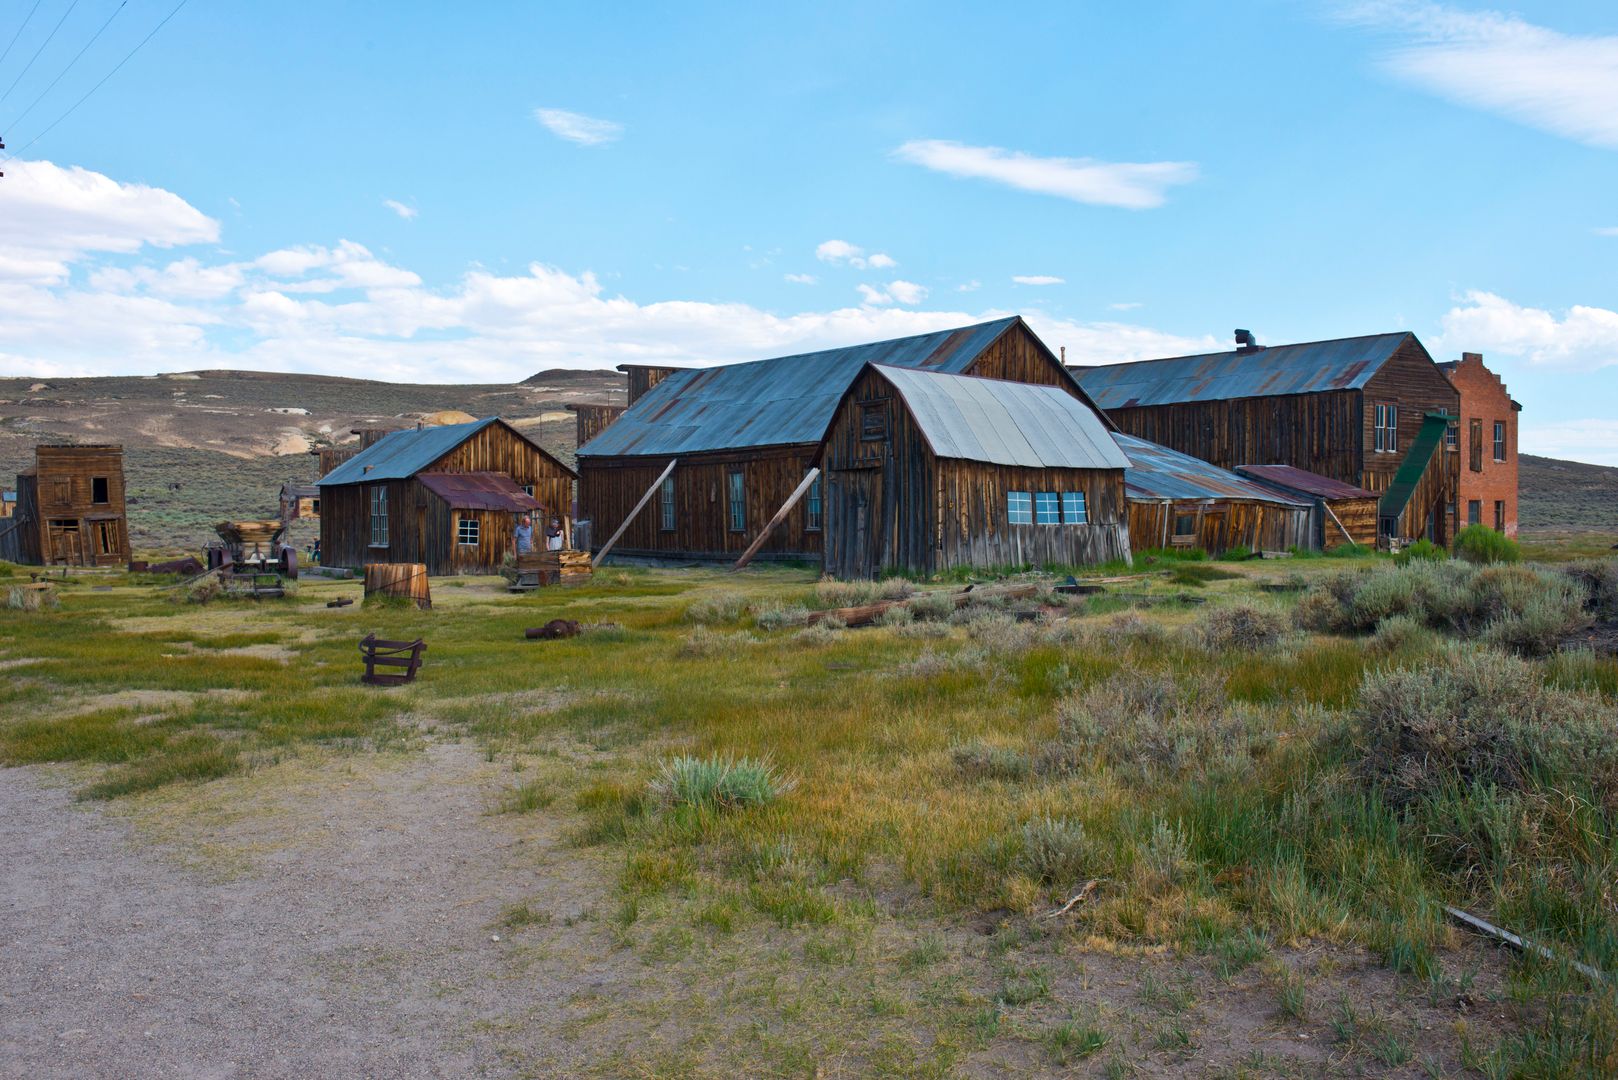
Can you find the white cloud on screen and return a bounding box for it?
[957,280,981,293]
[815,240,896,270]
[1518,419,1618,466]
[885,280,928,305]
[1013,275,1064,286]
[382,198,418,220]
[1438,290,1618,371]
[533,107,622,146]
[893,139,1198,209]
[856,283,892,306]
[784,273,817,285]
[1595,226,1618,237]
[1109,301,1143,311]
[1344,1,1618,149]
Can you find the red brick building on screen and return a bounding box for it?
[1438,352,1520,538]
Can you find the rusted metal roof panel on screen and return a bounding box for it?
[578,318,1023,458]
[1074,333,1412,409]
[875,366,1130,471]
[320,418,497,485]
[1234,465,1377,501]
[416,471,545,512]
[1116,434,1310,505]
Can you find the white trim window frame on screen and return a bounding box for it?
[368,485,389,547]
[1007,491,1033,525]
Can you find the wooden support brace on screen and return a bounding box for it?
[592,458,678,569]
[731,467,820,572]
[1321,502,1357,548]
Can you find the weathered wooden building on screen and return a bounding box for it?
[1235,465,1379,548]
[318,418,576,575]
[1073,331,1460,543]
[577,317,1102,562]
[279,482,321,521]
[0,489,14,519]
[566,403,627,448]
[1115,435,1313,555]
[0,444,131,566]
[819,365,1131,578]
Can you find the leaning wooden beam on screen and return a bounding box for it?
[1443,905,1607,985]
[592,458,678,569]
[1321,502,1358,548]
[731,467,820,572]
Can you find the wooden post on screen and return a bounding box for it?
[592,458,677,569]
[731,467,819,572]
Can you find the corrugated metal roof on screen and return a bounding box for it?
[1074,332,1413,409]
[320,418,498,485]
[873,366,1130,470]
[416,472,546,512]
[578,318,1025,458]
[1116,434,1310,505]
[1235,465,1377,501]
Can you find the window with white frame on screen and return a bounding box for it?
[1374,403,1398,453]
[457,516,479,546]
[1493,421,1507,462]
[1034,492,1060,525]
[368,485,388,546]
[660,475,675,532]
[1062,491,1088,524]
[1007,491,1033,525]
[804,474,822,532]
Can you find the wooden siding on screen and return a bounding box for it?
[962,321,1073,389]
[312,446,357,479]
[1359,338,1461,490]
[1127,498,1311,555]
[1105,389,1363,484]
[579,446,822,560]
[1319,496,1379,547]
[15,446,131,566]
[571,403,625,447]
[622,365,681,406]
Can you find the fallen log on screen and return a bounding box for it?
[805,583,1041,628]
[1444,905,1607,986]
[326,597,354,608]
[525,619,581,640]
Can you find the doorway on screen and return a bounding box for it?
[48,520,82,564]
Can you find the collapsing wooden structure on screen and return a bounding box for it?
[1114,435,1312,555]
[1234,465,1379,548]
[279,482,320,521]
[819,365,1131,578]
[576,317,1109,564]
[0,444,131,566]
[317,418,577,576]
[1074,331,1460,543]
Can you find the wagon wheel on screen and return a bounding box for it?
[280,547,299,580]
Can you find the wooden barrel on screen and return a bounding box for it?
[363,563,432,609]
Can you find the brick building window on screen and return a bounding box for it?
[1469,418,1483,472]
[1007,491,1033,525]
[1494,500,1506,532]
[1467,500,1481,526]
[1493,421,1507,462]
[1374,404,1398,452]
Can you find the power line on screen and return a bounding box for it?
[2,0,188,166]
[0,0,82,106]
[8,0,125,130]
[0,0,46,73]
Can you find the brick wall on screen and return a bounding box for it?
[1443,353,1520,538]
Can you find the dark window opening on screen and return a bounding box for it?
[1469,418,1483,472]
[1174,513,1197,536]
[804,475,822,532]
[727,470,746,532]
[660,475,676,532]
[1467,499,1482,526]
[1494,500,1506,531]
[369,485,389,546]
[91,477,109,504]
[859,402,887,442]
[97,521,118,555]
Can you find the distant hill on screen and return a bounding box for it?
[1520,454,1618,536]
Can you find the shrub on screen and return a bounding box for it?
[753,603,810,631]
[6,585,59,612]
[909,590,958,621]
[1369,614,1437,654]
[649,754,794,811]
[1563,559,1618,619]
[952,742,1031,781]
[680,626,757,657]
[1170,562,1241,587]
[1095,610,1168,647]
[685,591,748,625]
[1454,523,1522,564]
[1135,817,1194,891]
[1018,817,1099,885]
[1293,587,1345,633]
[878,604,915,628]
[1395,538,1446,564]
[793,621,842,647]
[1199,604,1286,652]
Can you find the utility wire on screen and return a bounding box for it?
[1,0,82,106]
[8,0,124,129]
[0,0,47,73]
[2,0,188,165]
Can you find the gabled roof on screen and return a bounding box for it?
[416,472,546,512]
[868,366,1129,470]
[1115,434,1310,505]
[578,317,1061,458]
[1074,332,1416,409]
[1235,465,1376,501]
[320,418,577,486]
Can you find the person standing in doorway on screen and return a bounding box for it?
[514,515,534,555]
[545,517,564,551]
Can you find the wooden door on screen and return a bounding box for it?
[48,521,81,564]
[852,469,885,579]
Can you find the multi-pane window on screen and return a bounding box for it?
[1445,420,1459,451]
[1493,421,1507,462]
[727,470,746,532]
[859,402,887,441]
[369,485,389,546]
[1469,418,1483,472]
[1174,514,1197,537]
[1494,500,1506,532]
[1374,403,1398,453]
[1467,500,1481,526]
[660,475,675,532]
[804,475,822,532]
[1007,491,1033,525]
[1034,492,1061,525]
[456,516,479,546]
[1062,492,1088,524]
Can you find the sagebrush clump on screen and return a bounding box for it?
[684,591,749,625]
[1199,604,1286,651]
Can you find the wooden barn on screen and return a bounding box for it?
[819,366,1131,578]
[1114,435,1312,555]
[1235,465,1379,548]
[1073,331,1460,543]
[0,444,131,567]
[318,418,576,575]
[577,317,1102,562]
[279,482,321,521]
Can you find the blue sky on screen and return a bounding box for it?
[2,1,1616,462]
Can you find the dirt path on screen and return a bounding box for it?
[0,743,623,1080]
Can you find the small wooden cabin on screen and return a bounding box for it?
[2,444,131,566]
[0,490,14,519]
[279,482,321,521]
[1115,435,1312,555]
[318,418,576,575]
[820,366,1131,578]
[1235,465,1379,548]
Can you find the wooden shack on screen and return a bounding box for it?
[279,482,321,521]
[818,366,1131,578]
[1,444,131,566]
[566,403,626,447]
[317,418,576,576]
[1115,435,1313,555]
[578,317,1105,563]
[1074,331,1459,543]
[1235,465,1379,548]
[0,489,14,519]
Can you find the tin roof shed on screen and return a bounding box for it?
[1116,434,1310,505]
